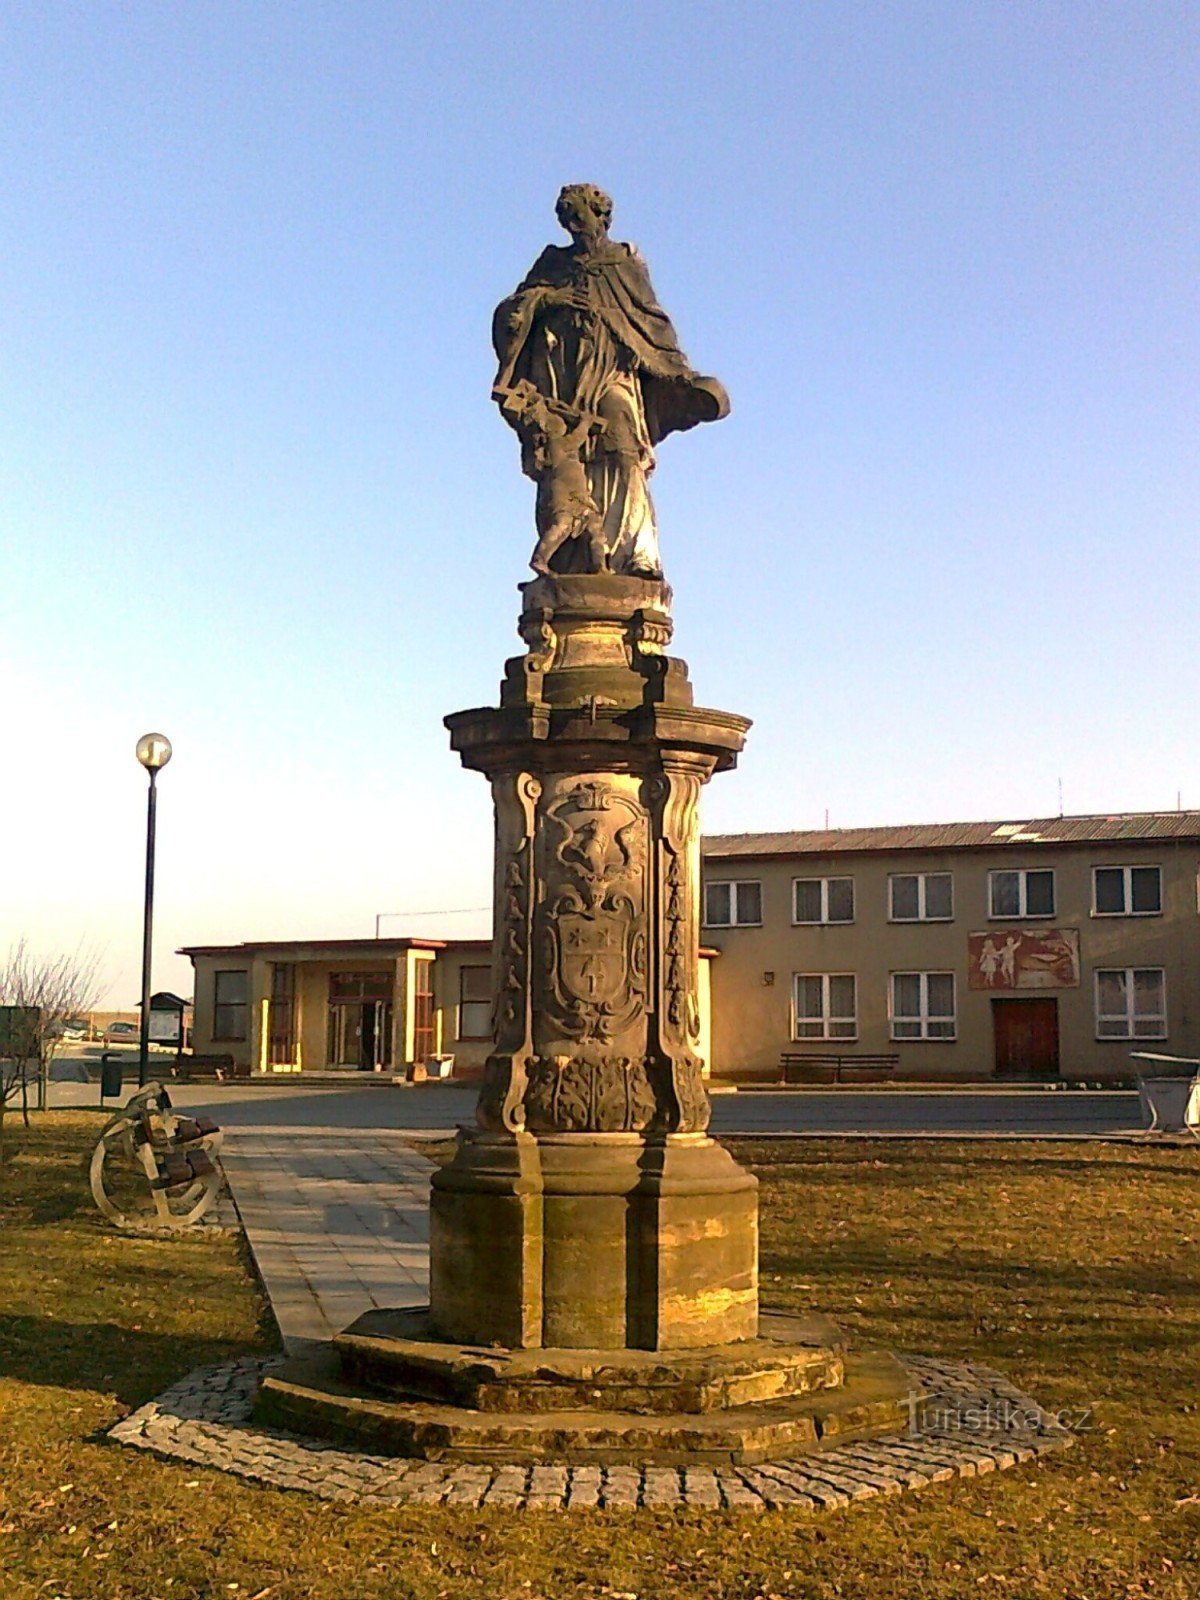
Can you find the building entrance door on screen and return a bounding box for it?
[326,971,394,1069]
[359,1000,392,1071]
[327,1001,394,1069]
[992,997,1059,1078]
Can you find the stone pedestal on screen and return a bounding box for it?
[446,574,750,1147]
[436,574,757,1350]
[254,574,911,1462]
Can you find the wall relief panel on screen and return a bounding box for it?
[536,778,649,1052]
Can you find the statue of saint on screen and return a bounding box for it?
[493,184,728,580]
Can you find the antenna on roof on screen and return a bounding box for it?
[824,808,829,829]
[1057,778,1064,817]
[1179,790,1183,812]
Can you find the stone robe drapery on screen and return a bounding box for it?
[493,241,728,576]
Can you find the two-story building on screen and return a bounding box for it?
[700,812,1200,1081]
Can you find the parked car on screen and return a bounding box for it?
[104,1021,140,1045]
[47,1018,90,1042]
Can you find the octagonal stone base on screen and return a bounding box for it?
[428,1132,759,1352]
[338,1307,844,1413]
[254,1310,913,1467]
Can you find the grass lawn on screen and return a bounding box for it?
[1,1113,1199,1599]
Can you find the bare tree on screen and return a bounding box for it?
[0,938,102,1158]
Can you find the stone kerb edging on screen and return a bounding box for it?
[108,1353,1074,1511]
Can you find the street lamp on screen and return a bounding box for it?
[135,732,172,1087]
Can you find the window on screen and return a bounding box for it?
[329,971,393,1001]
[213,970,249,1041]
[792,877,855,925]
[704,880,762,927]
[793,974,857,1040]
[1095,968,1167,1039]
[458,964,492,1040]
[412,958,436,1061]
[268,963,295,1063]
[889,872,953,922]
[890,972,956,1040]
[988,869,1055,919]
[1093,865,1162,917]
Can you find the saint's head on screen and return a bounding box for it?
[556,183,612,250]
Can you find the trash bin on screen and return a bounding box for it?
[427,1054,455,1079]
[100,1053,124,1100]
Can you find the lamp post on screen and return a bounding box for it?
[135,732,172,1087]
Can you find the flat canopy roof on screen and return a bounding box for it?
[702,810,1200,861]
[179,936,490,958]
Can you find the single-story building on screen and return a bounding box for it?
[181,934,714,1081]
[181,937,494,1077]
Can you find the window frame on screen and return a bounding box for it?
[791,875,856,926]
[1091,864,1163,918]
[212,969,249,1042]
[987,868,1056,920]
[888,871,954,923]
[792,973,858,1041]
[703,879,763,928]
[457,963,493,1041]
[889,970,957,1042]
[1093,967,1167,1041]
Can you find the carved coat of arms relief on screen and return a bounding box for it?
[539,779,648,1046]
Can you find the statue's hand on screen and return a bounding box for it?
[537,284,590,312]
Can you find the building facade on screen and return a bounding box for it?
[183,937,495,1077]
[700,813,1200,1082]
[182,935,714,1080]
[182,812,1199,1084]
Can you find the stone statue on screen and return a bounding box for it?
[252,191,920,1477]
[493,183,729,581]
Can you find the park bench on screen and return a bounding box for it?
[89,1082,225,1229]
[779,1051,900,1085]
[171,1052,238,1081]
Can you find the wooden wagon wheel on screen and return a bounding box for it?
[89,1082,223,1229]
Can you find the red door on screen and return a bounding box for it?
[992,998,1059,1077]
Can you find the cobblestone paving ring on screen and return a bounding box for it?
[109,1353,1074,1511]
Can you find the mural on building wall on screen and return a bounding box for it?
[968,929,1080,990]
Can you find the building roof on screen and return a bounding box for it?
[702,812,1200,860]
[178,936,490,959]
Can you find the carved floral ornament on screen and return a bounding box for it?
[524,1053,657,1134]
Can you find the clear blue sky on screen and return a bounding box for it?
[3,2,1196,1006]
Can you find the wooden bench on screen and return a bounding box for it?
[171,1052,238,1081]
[89,1083,225,1228]
[780,1052,900,1085]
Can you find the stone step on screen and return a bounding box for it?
[254,1347,912,1467]
[334,1306,845,1415]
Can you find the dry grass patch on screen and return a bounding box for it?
[1,1116,1198,1598]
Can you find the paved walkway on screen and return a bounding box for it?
[219,1128,434,1351]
